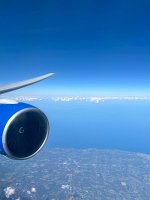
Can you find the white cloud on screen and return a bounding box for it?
[27,190,31,194]
[51,96,104,103]
[4,187,15,198]
[27,187,36,195]
[121,182,127,186]
[61,184,70,190]
[49,96,149,103]
[4,95,150,104]
[31,187,36,193]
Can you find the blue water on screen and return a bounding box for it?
[32,100,150,153]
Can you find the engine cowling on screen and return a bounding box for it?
[0,101,49,160]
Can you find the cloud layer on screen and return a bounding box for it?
[11,96,150,104]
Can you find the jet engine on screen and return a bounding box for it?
[0,100,49,160]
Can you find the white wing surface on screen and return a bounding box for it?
[0,73,54,94]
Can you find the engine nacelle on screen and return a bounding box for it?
[0,100,49,160]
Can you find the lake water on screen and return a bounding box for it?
[31,99,150,154]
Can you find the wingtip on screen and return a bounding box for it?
[47,72,55,76]
[42,72,55,79]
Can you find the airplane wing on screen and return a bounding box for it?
[0,73,54,94]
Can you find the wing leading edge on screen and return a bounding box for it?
[0,73,54,95]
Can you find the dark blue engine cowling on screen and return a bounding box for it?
[0,101,49,160]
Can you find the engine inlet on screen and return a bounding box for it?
[2,108,49,160]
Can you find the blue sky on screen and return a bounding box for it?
[0,0,150,96]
